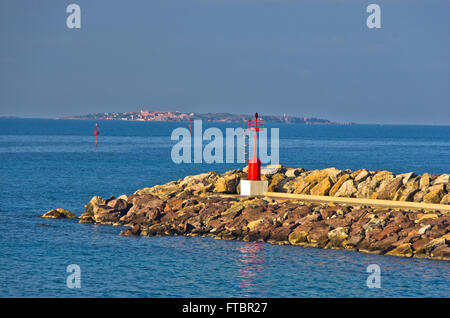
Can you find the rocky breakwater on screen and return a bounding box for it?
[44,167,450,260]
[263,166,450,205]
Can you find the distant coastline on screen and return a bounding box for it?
[58,110,355,125]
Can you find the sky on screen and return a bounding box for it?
[0,0,449,125]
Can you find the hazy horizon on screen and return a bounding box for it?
[1,0,449,125]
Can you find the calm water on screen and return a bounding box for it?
[0,119,449,297]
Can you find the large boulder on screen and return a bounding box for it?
[288,230,308,245]
[441,194,450,205]
[285,168,304,178]
[423,189,445,204]
[79,196,105,223]
[268,173,286,192]
[376,177,403,200]
[386,243,413,257]
[214,173,242,194]
[354,169,369,182]
[329,174,350,196]
[356,177,378,198]
[433,174,449,185]
[419,173,431,189]
[79,195,131,224]
[310,177,333,196]
[334,180,357,197]
[372,170,394,183]
[430,245,450,260]
[327,227,349,247]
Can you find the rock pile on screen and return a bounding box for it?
[264,167,450,205]
[42,167,450,260]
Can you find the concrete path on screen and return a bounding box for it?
[263,192,450,214]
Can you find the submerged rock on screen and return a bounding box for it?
[41,208,76,219]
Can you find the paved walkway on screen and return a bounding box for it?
[263,192,450,214]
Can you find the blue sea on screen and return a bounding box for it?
[0,119,449,297]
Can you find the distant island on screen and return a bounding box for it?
[59,110,353,125]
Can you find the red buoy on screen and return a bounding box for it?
[247,113,264,181]
[94,123,100,147]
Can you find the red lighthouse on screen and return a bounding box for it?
[247,112,264,181]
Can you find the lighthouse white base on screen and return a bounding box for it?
[240,180,268,196]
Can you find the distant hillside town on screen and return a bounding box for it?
[60,109,353,125]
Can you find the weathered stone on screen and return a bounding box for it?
[428,184,445,192]
[293,177,313,194]
[320,207,337,220]
[412,237,431,251]
[415,213,439,224]
[370,234,399,253]
[297,213,321,224]
[304,170,329,184]
[268,173,286,192]
[416,234,449,255]
[95,210,123,224]
[354,169,369,182]
[41,208,76,219]
[307,223,330,247]
[334,180,357,197]
[418,224,431,235]
[441,194,450,205]
[310,177,333,196]
[398,186,419,202]
[285,168,304,178]
[327,227,349,247]
[82,196,105,216]
[288,231,308,245]
[322,167,344,183]
[119,228,132,236]
[325,216,351,229]
[261,165,283,176]
[214,174,241,194]
[342,235,364,249]
[373,171,394,183]
[419,173,431,189]
[433,174,450,185]
[376,177,403,200]
[280,178,297,193]
[356,177,378,198]
[131,224,141,235]
[269,227,291,243]
[345,209,367,223]
[386,243,413,257]
[430,245,450,260]
[413,190,426,202]
[398,172,415,185]
[423,189,445,204]
[329,174,350,196]
[107,198,129,211]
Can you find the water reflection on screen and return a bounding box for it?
[236,242,266,297]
